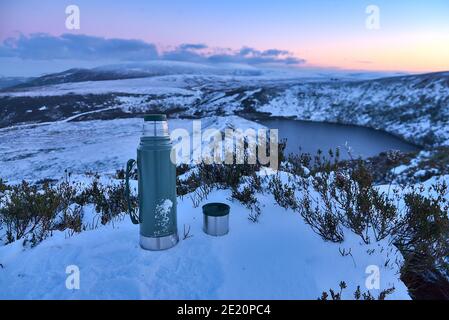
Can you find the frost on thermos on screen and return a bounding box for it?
[125,114,179,250]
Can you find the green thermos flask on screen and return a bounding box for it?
[125,114,178,250]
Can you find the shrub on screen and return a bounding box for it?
[56,204,83,234]
[319,281,395,300]
[176,163,191,177]
[298,160,399,244]
[176,160,262,198]
[394,181,449,279]
[0,181,61,245]
[284,152,312,177]
[75,179,135,224]
[268,175,298,210]
[294,151,449,298]
[0,178,9,193]
[230,184,261,222]
[0,174,137,246]
[300,193,344,243]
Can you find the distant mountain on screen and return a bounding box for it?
[3,61,400,91]
[4,61,267,90]
[0,76,31,89]
[7,68,150,89]
[94,61,264,77]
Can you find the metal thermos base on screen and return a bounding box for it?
[140,232,179,250]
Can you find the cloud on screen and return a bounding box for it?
[177,43,208,50]
[163,44,305,65]
[0,33,158,61]
[0,33,305,66]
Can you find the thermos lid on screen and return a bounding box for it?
[144,114,167,122]
[202,203,230,217]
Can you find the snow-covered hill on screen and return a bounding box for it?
[3,61,394,91]
[1,68,448,147]
[0,116,267,183]
[4,61,266,90]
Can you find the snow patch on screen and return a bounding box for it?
[154,199,173,236]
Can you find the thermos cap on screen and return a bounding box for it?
[202,202,230,217]
[144,114,167,122]
[203,202,230,236]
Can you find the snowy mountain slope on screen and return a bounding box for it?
[0,176,409,300]
[0,71,448,147]
[0,75,195,97]
[0,117,266,183]
[255,72,449,147]
[4,61,396,91]
[2,61,266,91]
[6,68,151,89]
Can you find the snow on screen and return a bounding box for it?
[0,65,393,98]
[0,75,195,97]
[392,164,410,175]
[0,184,409,299]
[413,169,427,178]
[154,199,174,236]
[1,71,447,147]
[0,116,266,183]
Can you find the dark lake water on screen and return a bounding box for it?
[258,119,420,159]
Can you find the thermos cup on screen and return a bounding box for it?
[125,114,178,250]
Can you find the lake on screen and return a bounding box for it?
[258,119,420,159]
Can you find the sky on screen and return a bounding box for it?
[0,0,448,76]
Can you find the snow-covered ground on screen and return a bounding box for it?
[0,75,196,97]
[0,116,266,183]
[0,178,409,299]
[0,63,392,98]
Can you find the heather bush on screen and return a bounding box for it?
[230,183,261,222]
[0,180,61,245]
[74,178,136,224]
[0,174,137,246]
[268,174,298,210]
[297,158,400,244]
[295,154,449,273]
[394,181,449,283]
[318,281,395,300]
